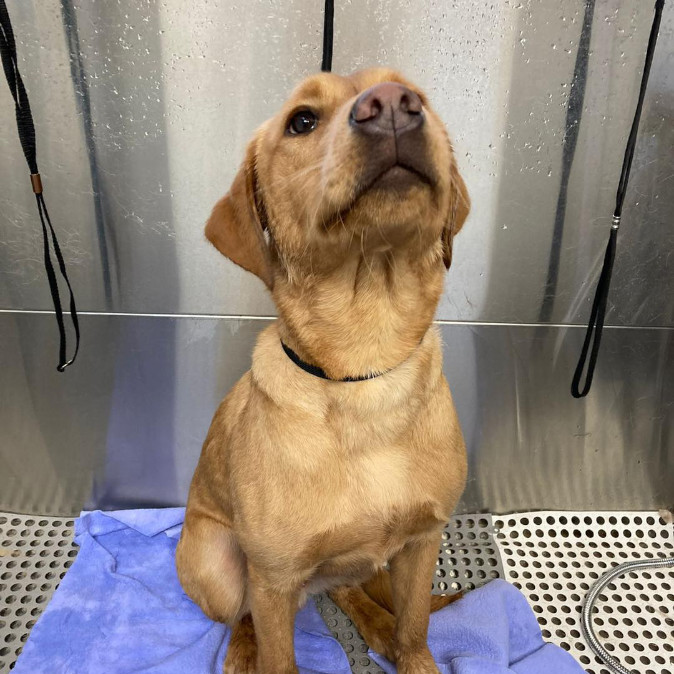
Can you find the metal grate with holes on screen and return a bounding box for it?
[0,514,77,673]
[5,510,673,674]
[493,511,674,674]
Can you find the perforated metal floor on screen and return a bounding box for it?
[0,514,77,673]
[494,511,674,674]
[2,511,672,674]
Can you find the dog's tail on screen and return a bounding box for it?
[362,569,463,614]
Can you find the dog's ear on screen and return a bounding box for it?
[205,138,273,288]
[441,164,470,270]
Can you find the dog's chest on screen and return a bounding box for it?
[234,350,463,578]
[255,443,450,578]
[331,449,445,535]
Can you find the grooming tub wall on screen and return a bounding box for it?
[1,0,672,516]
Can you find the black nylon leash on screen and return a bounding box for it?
[571,0,664,398]
[0,0,79,371]
[321,0,334,72]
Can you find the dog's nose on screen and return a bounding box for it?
[350,82,423,135]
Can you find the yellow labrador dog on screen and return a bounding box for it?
[176,67,470,674]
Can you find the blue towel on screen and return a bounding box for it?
[13,509,583,674]
[370,580,583,673]
[13,509,350,674]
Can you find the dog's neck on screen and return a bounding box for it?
[273,249,445,380]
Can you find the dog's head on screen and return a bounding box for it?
[206,68,469,289]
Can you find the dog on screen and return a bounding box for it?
[176,67,470,674]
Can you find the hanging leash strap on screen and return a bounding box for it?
[571,0,664,398]
[321,0,334,72]
[0,0,80,371]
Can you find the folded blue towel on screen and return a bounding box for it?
[370,579,583,673]
[13,509,583,674]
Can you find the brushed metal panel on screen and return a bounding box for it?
[451,322,674,514]
[1,312,671,516]
[1,1,672,325]
[0,311,266,515]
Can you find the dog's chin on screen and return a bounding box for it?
[322,168,434,232]
[357,177,432,216]
[331,190,435,244]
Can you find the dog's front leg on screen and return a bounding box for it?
[389,535,441,674]
[248,565,300,674]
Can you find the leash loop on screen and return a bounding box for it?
[571,0,664,398]
[0,0,80,371]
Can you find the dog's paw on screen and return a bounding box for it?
[363,620,397,663]
[395,648,440,674]
[223,649,256,674]
[224,615,257,674]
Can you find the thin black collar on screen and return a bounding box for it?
[281,341,386,382]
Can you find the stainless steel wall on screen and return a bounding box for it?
[1,0,672,516]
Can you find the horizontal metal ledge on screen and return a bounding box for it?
[0,308,672,331]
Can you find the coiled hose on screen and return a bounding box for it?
[581,555,674,674]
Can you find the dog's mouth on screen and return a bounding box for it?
[369,162,434,191]
[323,160,436,231]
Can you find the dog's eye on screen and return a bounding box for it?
[287,110,318,135]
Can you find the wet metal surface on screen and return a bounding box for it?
[0,2,672,517]
[0,0,672,325]
[0,313,671,516]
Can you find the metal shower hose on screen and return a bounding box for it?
[582,555,674,674]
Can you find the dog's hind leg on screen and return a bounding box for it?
[175,512,248,624]
[330,569,464,664]
[223,613,257,674]
[328,585,397,662]
[361,568,395,612]
[362,568,463,614]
